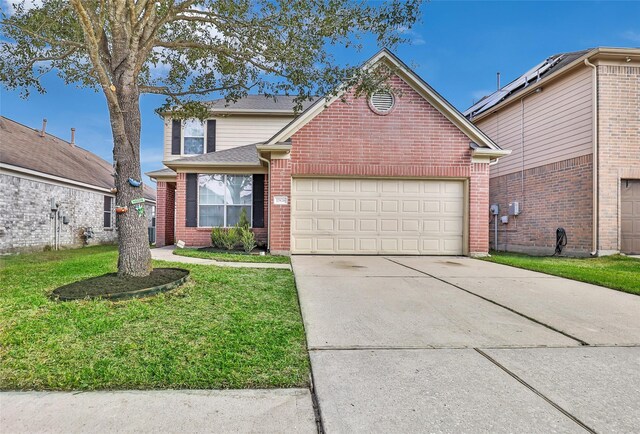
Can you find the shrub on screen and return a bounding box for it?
[221,227,239,250]
[240,228,257,253]
[237,208,250,231]
[211,227,225,249]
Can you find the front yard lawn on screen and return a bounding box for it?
[482,252,640,296]
[174,248,291,264]
[0,245,309,390]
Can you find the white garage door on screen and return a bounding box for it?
[291,178,465,255]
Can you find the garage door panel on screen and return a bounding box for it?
[291,178,464,255]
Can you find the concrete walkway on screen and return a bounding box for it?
[151,246,291,270]
[1,389,316,434]
[293,255,640,433]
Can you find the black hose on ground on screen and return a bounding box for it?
[555,227,567,256]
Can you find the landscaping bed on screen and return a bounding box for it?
[51,268,189,301]
[174,247,291,264]
[0,245,309,390]
[482,252,640,296]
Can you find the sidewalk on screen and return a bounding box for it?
[1,389,316,434]
[151,246,291,270]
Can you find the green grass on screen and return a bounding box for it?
[482,252,640,295]
[0,245,309,390]
[174,248,291,264]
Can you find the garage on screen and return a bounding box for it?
[621,179,640,254]
[291,178,465,255]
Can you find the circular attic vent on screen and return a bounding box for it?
[369,91,395,115]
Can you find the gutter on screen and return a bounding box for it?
[584,58,599,255]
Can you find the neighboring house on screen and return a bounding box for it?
[147,49,509,256]
[0,116,156,253]
[465,47,640,256]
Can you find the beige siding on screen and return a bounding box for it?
[163,115,294,161]
[476,66,594,178]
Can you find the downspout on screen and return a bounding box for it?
[584,58,598,255]
[257,154,271,252]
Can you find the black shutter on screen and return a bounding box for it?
[171,119,181,155]
[206,120,216,153]
[252,174,265,228]
[186,173,198,227]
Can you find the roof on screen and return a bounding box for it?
[266,49,504,153]
[145,167,176,179]
[0,116,156,201]
[464,49,592,118]
[164,143,261,167]
[203,95,318,114]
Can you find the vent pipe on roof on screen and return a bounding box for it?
[496,72,501,90]
[40,118,47,137]
[70,128,76,145]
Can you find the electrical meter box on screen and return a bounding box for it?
[508,201,521,216]
[490,204,499,215]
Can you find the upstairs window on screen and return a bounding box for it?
[198,174,252,227]
[183,119,205,155]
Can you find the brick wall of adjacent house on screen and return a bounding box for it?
[488,155,593,255]
[597,64,640,253]
[0,174,117,253]
[156,181,175,247]
[173,173,268,247]
[269,74,491,254]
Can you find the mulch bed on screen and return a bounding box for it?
[197,246,266,255]
[51,268,189,301]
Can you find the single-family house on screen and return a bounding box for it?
[148,50,509,256]
[0,116,156,252]
[466,47,640,255]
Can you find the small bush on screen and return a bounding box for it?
[237,208,250,231]
[221,227,239,250]
[211,227,225,249]
[240,228,257,253]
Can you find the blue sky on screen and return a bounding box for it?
[2,1,639,186]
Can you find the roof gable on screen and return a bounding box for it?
[266,49,502,151]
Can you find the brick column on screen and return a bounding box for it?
[269,159,292,254]
[155,181,176,247]
[469,162,490,256]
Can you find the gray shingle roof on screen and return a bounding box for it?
[145,167,176,178]
[0,116,156,201]
[205,95,317,113]
[166,143,261,166]
[464,49,593,118]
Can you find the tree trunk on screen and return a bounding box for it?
[109,82,152,277]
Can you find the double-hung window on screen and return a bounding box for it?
[183,119,205,155]
[198,174,252,227]
[103,196,113,228]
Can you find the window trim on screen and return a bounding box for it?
[181,119,207,156]
[197,174,253,228]
[103,195,114,228]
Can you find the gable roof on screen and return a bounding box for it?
[164,143,261,167]
[266,49,503,151]
[464,49,592,119]
[0,116,155,201]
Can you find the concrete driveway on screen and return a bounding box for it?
[292,255,640,433]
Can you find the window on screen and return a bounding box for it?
[103,196,113,228]
[198,174,252,227]
[183,119,205,155]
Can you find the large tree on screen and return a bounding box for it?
[1,0,422,277]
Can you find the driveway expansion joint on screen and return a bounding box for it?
[384,257,590,347]
[474,348,597,434]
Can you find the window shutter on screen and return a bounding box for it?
[171,119,181,155]
[206,120,216,153]
[186,174,198,227]
[252,174,265,228]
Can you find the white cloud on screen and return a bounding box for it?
[471,89,493,101]
[140,149,165,165]
[621,30,640,43]
[397,25,426,46]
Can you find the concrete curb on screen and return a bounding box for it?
[150,246,292,270]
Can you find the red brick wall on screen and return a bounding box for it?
[155,181,175,247]
[174,173,268,247]
[597,64,640,252]
[489,155,593,255]
[268,74,491,254]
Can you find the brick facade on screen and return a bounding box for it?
[268,74,492,255]
[488,155,594,255]
[155,181,175,247]
[597,64,640,253]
